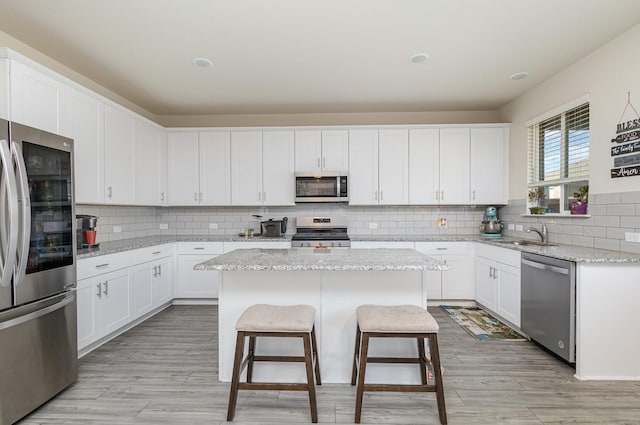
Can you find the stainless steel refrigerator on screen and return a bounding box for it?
[0,119,77,425]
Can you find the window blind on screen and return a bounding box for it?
[528,103,589,185]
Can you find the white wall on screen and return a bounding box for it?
[498,24,640,200]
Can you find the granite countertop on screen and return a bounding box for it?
[194,248,449,272]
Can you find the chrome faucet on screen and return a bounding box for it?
[526,224,548,244]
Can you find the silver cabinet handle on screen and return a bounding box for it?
[199,192,203,202]
[374,191,378,201]
[107,186,113,198]
[152,251,161,255]
[258,192,261,201]
[317,158,320,168]
[322,157,326,168]
[103,281,109,296]
[472,190,476,201]
[160,192,165,202]
[441,190,444,201]
[95,263,110,269]
[158,264,162,276]
[193,247,205,250]
[380,190,383,201]
[436,247,447,251]
[435,191,439,201]
[263,191,266,202]
[194,192,198,202]
[152,265,158,277]
[96,283,102,298]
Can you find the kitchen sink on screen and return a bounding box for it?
[502,240,557,247]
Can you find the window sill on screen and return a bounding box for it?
[520,213,591,218]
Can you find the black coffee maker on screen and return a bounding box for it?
[76,214,99,249]
[260,217,288,237]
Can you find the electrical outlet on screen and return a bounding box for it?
[508,223,515,230]
[113,225,122,233]
[438,218,448,228]
[159,223,168,230]
[209,223,218,230]
[515,224,523,231]
[625,232,640,243]
[369,222,378,229]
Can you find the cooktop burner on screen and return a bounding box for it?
[292,216,350,247]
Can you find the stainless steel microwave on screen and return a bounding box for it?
[295,172,348,202]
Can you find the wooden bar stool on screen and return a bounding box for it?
[227,304,322,423]
[351,304,446,424]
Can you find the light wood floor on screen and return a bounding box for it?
[19,305,640,424]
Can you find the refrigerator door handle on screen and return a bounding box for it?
[11,142,31,286]
[0,138,19,289]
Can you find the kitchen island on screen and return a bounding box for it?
[195,248,447,383]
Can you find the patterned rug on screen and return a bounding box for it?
[440,306,527,341]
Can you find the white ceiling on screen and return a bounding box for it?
[1,0,639,116]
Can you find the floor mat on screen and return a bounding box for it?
[440,305,527,341]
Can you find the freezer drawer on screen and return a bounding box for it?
[0,292,78,424]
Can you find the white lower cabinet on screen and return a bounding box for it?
[132,247,174,318]
[77,267,132,351]
[475,244,521,326]
[176,242,224,298]
[415,242,473,301]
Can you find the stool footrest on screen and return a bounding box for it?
[238,382,311,391]
[365,357,423,364]
[363,384,437,393]
[252,355,306,362]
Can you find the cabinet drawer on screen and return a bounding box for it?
[177,242,224,255]
[415,241,471,255]
[133,243,175,263]
[77,251,133,280]
[476,244,521,268]
[351,241,415,249]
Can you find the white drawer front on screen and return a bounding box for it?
[177,242,224,255]
[476,244,521,268]
[133,243,175,263]
[77,251,133,280]
[415,241,471,255]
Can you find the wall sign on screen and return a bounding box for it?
[610,92,640,178]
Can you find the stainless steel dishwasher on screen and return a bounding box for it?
[521,253,576,363]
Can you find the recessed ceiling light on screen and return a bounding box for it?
[510,71,529,80]
[192,57,213,68]
[409,53,429,64]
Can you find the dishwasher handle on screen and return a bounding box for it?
[522,258,569,275]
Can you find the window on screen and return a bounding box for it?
[527,101,590,214]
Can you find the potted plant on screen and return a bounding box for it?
[570,185,588,215]
[528,188,546,214]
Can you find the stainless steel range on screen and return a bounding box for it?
[291,216,350,248]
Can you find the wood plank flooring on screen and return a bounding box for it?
[19,305,640,424]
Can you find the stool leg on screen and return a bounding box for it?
[429,334,447,425]
[246,336,256,383]
[351,324,361,386]
[302,333,319,423]
[227,331,246,421]
[354,332,370,424]
[417,336,428,385]
[311,326,322,385]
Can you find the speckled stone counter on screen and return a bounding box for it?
[194,248,448,271]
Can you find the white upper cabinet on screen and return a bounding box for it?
[439,128,470,205]
[295,130,348,172]
[378,129,408,205]
[262,131,295,205]
[104,105,135,204]
[470,127,509,205]
[231,131,295,206]
[348,129,379,205]
[10,60,64,135]
[349,129,408,205]
[199,131,231,206]
[0,59,8,120]
[135,120,166,205]
[62,86,105,204]
[409,129,439,204]
[167,132,200,205]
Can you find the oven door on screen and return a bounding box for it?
[11,123,76,306]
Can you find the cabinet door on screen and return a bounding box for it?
[439,128,470,204]
[231,131,263,205]
[294,130,322,172]
[423,265,443,301]
[378,129,409,205]
[167,132,199,205]
[199,131,231,205]
[64,87,105,204]
[321,130,348,171]
[76,277,102,350]
[470,127,507,205]
[262,131,295,205]
[409,129,439,204]
[135,120,165,205]
[348,129,379,205]
[101,270,133,335]
[0,59,8,120]
[475,256,497,310]
[496,263,521,326]
[177,255,219,298]
[104,105,135,204]
[441,254,473,299]
[153,258,173,307]
[10,61,62,135]
[132,262,154,318]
